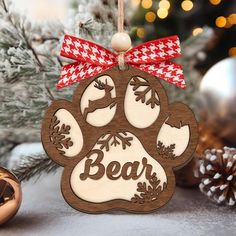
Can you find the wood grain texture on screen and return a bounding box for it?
[41,66,198,214]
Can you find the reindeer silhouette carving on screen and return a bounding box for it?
[83,79,116,119]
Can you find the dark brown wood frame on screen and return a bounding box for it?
[41,66,198,214]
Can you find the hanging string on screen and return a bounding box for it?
[118,0,124,33]
[117,0,126,70]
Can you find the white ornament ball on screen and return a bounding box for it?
[111,32,132,52]
[197,57,236,144]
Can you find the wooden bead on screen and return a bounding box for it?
[111,32,132,52]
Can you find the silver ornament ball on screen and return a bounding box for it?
[198,57,236,144]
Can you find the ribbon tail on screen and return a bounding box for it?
[131,61,186,90]
[57,62,113,89]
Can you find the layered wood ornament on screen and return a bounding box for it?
[41,66,198,213]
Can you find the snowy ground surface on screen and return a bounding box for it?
[1,143,235,236]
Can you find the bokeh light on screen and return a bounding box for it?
[145,11,156,23]
[192,27,203,36]
[215,16,227,28]
[141,0,152,9]
[131,0,141,7]
[136,27,145,38]
[228,47,236,57]
[157,8,168,19]
[209,0,221,5]
[159,0,170,10]
[224,20,232,28]
[228,14,236,25]
[181,0,193,11]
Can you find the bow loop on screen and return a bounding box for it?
[61,35,117,66]
[58,35,186,90]
[125,35,181,65]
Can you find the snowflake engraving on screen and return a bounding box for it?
[131,173,165,204]
[49,116,73,154]
[97,131,133,152]
[130,76,160,109]
[157,141,176,159]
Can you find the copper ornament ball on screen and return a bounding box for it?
[0,167,22,225]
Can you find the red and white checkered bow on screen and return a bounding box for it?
[57,35,185,89]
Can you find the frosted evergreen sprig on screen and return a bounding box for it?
[0,0,118,175]
[0,0,117,135]
[0,0,213,182]
[13,153,59,182]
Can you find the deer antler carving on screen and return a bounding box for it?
[94,79,107,90]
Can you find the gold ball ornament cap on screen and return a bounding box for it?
[0,167,22,225]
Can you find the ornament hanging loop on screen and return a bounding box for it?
[118,0,124,33]
[111,0,131,70]
[117,52,129,71]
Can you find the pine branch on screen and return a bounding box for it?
[0,128,40,143]
[13,154,59,182]
[0,0,128,179]
[21,26,43,68]
[161,27,214,114]
[181,27,214,58]
[0,140,17,166]
[91,0,131,32]
[0,0,116,136]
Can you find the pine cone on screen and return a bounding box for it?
[175,122,223,187]
[196,147,236,206]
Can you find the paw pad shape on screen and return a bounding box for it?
[42,67,198,213]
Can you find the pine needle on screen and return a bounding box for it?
[13,154,59,182]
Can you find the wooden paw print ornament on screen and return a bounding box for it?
[41,34,198,213]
